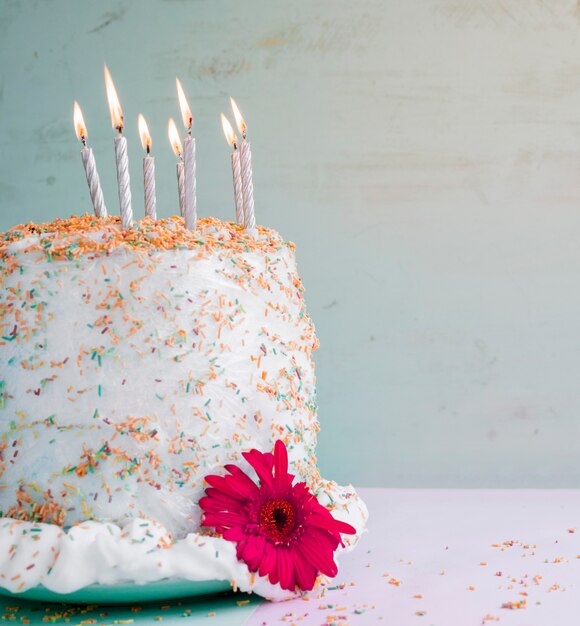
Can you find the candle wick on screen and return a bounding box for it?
[233,141,237,151]
[146,144,151,155]
[81,136,87,148]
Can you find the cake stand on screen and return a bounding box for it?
[0,578,233,604]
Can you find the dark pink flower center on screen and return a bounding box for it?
[259,498,297,543]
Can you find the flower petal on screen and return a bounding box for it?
[201,510,250,529]
[199,490,245,512]
[200,512,229,531]
[277,546,296,591]
[223,526,247,542]
[273,440,291,488]
[294,485,323,511]
[240,534,267,572]
[258,541,278,581]
[224,464,260,499]
[205,474,251,500]
[307,512,356,536]
[242,449,275,488]
[235,537,248,562]
[292,546,318,591]
[298,529,339,578]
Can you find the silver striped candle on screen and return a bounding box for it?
[240,140,256,230]
[231,150,244,226]
[81,146,107,219]
[114,134,133,229]
[143,154,156,219]
[183,135,197,230]
[177,161,185,216]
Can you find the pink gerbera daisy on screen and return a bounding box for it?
[199,440,356,591]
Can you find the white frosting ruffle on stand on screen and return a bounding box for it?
[0,482,368,600]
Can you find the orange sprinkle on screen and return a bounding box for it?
[502,599,527,609]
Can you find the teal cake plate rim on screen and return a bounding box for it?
[0,578,234,604]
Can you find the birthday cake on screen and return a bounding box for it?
[0,214,367,599]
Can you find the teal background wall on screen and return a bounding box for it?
[1,0,580,487]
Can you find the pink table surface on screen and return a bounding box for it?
[247,488,580,626]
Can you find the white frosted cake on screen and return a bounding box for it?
[0,214,367,599]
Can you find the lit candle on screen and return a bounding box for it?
[138,114,156,220]
[220,113,244,226]
[73,102,108,219]
[230,97,256,230]
[176,78,197,230]
[167,118,185,216]
[104,65,132,229]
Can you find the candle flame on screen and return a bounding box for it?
[167,117,183,157]
[73,101,87,141]
[176,78,193,130]
[230,97,247,136]
[104,64,124,130]
[138,114,152,152]
[220,113,237,148]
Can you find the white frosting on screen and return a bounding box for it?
[0,216,367,598]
